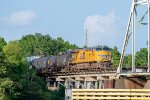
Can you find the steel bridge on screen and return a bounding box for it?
[118,0,150,74]
[41,1,150,99]
[44,0,150,89]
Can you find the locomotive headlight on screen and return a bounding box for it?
[108,55,111,60]
[108,56,111,60]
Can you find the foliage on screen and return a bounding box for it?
[0,33,78,100]
[19,33,78,57]
[51,37,77,55]
[8,62,50,100]
[111,46,148,68]
[3,41,22,64]
[135,48,147,66]
[0,37,7,51]
[111,46,121,67]
[50,86,65,100]
[0,38,13,100]
[123,48,148,67]
[19,33,53,57]
[123,54,132,67]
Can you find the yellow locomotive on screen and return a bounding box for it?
[70,45,112,67]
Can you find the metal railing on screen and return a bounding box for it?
[72,89,150,100]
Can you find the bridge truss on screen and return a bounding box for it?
[35,1,150,94]
[118,0,150,75]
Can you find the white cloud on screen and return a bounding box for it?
[84,12,119,47]
[1,10,37,26]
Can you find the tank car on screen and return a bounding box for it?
[32,56,50,69]
[31,53,72,70]
[56,53,72,67]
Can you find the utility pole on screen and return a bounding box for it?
[84,29,88,48]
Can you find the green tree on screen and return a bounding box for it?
[1,34,78,99]
[2,39,54,99]
[51,37,77,55]
[0,37,6,50]
[123,48,148,67]
[0,37,13,100]
[19,33,78,56]
[3,41,22,64]
[135,48,148,66]
[8,63,50,100]
[19,33,53,57]
[111,46,121,67]
[123,54,132,67]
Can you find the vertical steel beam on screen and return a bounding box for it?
[95,81,98,89]
[76,81,80,88]
[86,81,91,89]
[132,2,136,73]
[118,0,134,74]
[99,80,103,89]
[84,81,86,88]
[148,0,150,72]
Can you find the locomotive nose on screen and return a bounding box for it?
[98,54,111,61]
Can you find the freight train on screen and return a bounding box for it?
[31,45,112,73]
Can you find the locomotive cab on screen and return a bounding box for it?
[70,45,112,66]
[93,46,111,63]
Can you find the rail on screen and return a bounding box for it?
[72,89,150,100]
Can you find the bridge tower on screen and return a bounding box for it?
[118,0,150,74]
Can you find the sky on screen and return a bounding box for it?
[0,0,148,53]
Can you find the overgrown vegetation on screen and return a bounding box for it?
[0,33,77,100]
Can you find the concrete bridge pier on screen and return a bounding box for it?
[86,81,91,89]
[98,80,102,89]
[95,81,98,89]
[75,81,80,88]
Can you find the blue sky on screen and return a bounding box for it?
[0,0,148,53]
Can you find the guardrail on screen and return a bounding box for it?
[72,89,150,100]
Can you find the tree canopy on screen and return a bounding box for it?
[111,46,121,67]
[3,41,22,64]
[19,33,77,57]
[0,37,6,51]
[0,38,13,100]
[111,46,148,68]
[0,33,78,100]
